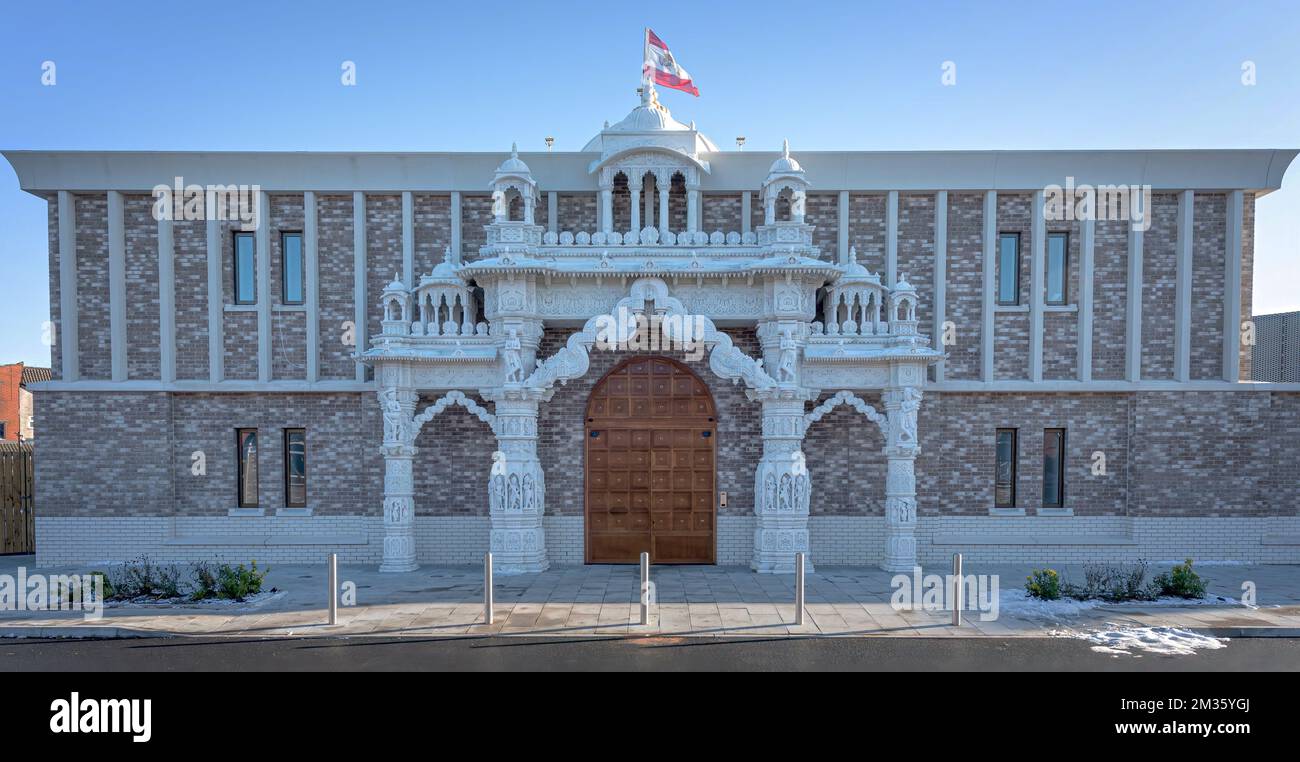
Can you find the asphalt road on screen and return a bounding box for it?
[4,635,1299,671]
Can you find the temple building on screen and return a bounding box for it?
[5,83,1298,573]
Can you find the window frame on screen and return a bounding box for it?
[996,232,1021,306]
[236,428,259,508]
[1042,428,1066,509]
[1045,231,1070,306]
[280,231,305,305]
[283,428,307,508]
[994,428,1018,508]
[233,231,257,305]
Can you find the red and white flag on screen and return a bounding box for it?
[643,28,699,96]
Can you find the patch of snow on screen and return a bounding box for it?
[999,589,1102,622]
[1062,625,1228,657]
[105,590,283,610]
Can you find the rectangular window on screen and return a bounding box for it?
[1042,428,1066,508]
[995,428,1017,508]
[997,233,1020,305]
[236,428,259,508]
[281,232,304,305]
[234,232,256,304]
[284,428,307,508]
[1046,232,1069,305]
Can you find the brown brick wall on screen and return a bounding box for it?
[1141,193,1178,379]
[124,195,160,380]
[848,194,885,273]
[1191,193,1226,380]
[943,193,984,380]
[1092,218,1129,379]
[46,196,61,380]
[75,195,111,379]
[173,215,209,380]
[317,194,356,380]
[413,193,452,276]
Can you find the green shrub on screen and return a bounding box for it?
[1025,568,1061,600]
[1061,561,1158,602]
[189,562,218,601]
[1153,558,1207,599]
[88,571,114,601]
[216,560,268,601]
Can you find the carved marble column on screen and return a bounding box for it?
[658,179,670,238]
[488,390,549,574]
[629,186,641,233]
[881,386,922,572]
[752,394,814,573]
[686,187,700,233]
[600,186,613,234]
[378,386,419,573]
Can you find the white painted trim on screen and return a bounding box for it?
[107,191,127,381]
[401,190,414,286]
[450,191,462,262]
[29,380,376,392]
[157,215,176,383]
[837,190,849,265]
[1028,190,1044,382]
[304,191,319,383]
[1223,190,1243,382]
[164,533,368,546]
[741,191,751,236]
[928,379,1300,393]
[57,191,78,381]
[1125,224,1143,382]
[933,533,1134,546]
[933,190,948,383]
[994,304,1030,314]
[988,507,1026,517]
[547,190,558,234]
[227,508,265,517]
[206,218,223,381]
[353,191,367,382]
[1078,213,1095,382]
[1036,507,1074,517]
[256,191,272,383]
[885,190,898,286]
[1174,190,1194,381]
[981,191,997,382]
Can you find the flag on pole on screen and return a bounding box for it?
[643,28,699,96]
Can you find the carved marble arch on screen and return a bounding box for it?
[596,148,703,189]
[523,277,777,394]
[802,390,889,438]
[410,390,498,439]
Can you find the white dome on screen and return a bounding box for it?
[769,139,803,174]
[584,84,718,153]
[495,143,530,176]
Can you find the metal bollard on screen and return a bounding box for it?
[639,551,650,625]
[952,552,963,626]
[794,552,805,626]
[327,553,338,625]
[484,552,494,625]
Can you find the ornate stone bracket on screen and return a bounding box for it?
[524,277,777,394]
[802,390,888,437]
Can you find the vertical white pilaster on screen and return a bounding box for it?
[490,392,550,574]
[881,385,921,573]
[450,191,462,263]
[1125,223,1144,382]
[107,191,127,381]
[600,187,613,234]
[658,181,670,237]
[643,179,654,229]
[158,215,175,383]
[933,191,948,382]
[751,396,813,574]
[686,187,699,233]
[1029,189,1045,382]
[401,191,414,287]
[741,191,752,236]
[547,191,557,235]
[1223,189,1244,382]
[629,186,641,232]
[206,218,223,382]
[353,191,367,383]
[981,191,997,382]
[1078,210,1096,381]
[57,192,79,381]
[256,191,272,383]
[378,387,419,573]
[304,191,319,383]
[885,190,899,287]
[837,190,850,265]
[1174,190,1194,382]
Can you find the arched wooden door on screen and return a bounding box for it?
[585,357,717,564]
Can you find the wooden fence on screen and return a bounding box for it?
[0,442,35,555]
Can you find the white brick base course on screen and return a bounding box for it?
[34,514,1300,568]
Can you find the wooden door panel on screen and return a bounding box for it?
[585,356,716,565]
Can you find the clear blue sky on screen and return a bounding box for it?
[2,0,1297,368]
